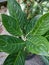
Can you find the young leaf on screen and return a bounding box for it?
[8,0,22,19]
[25,15,41,35]
[8,0,27,30]
[4,50,25,65]
[26,35,49,56]
[28,13,49,36]
[2,14,23,36]
[0,35,25,54]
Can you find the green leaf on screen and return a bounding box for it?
[4,50,25,65]
[25,15,41,35]
[0,35,25,53]
[28,13,49,36]
[41,56,49,65]
[2,14,22,36]
[8,0,27,30]
[26,35,49,56]
[8,0,22,19]
[43,30,49,41]
[45,35,49,41]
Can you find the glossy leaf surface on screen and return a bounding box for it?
[28,13,49,36]
[2,14,22,36]
[8,0,27,30]
[26,35,49,56]
[25,15,41,35]
[0,35,25,53]
[4,50,25,65]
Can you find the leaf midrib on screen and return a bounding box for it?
[33,20,43,35]
[14,51,22,65]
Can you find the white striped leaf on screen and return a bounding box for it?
[4,50,25,65]
[8,0,27,30]
[28,13,49,36]
[2,14,23,36]
[0,35,25,54]
[26,35,49,56]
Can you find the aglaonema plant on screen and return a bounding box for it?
[0,0,49,65]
